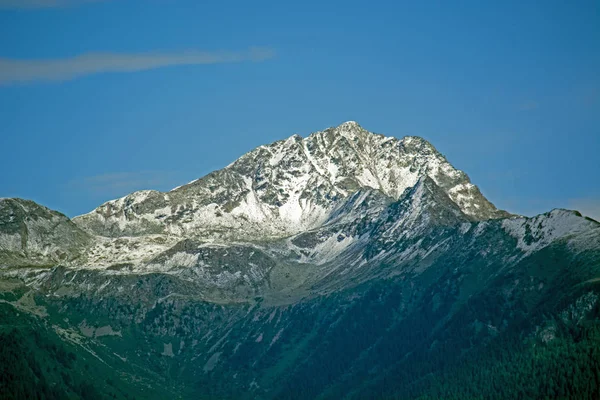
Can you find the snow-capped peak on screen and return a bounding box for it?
[73,122,508,240]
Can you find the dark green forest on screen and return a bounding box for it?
[2,286,599,400]
[0,304,139,400]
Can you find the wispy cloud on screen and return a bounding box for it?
[0,47,275,84]
[0,0,105,9]
[69,171,174,196]
[518,101,539,111]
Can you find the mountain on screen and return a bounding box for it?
[0,198,90,267]
[73,121,508,240]
[1,122,599,399]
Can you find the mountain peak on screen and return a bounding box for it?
[336,120,363,131]
[331,120,369,141]
[73,122,509,239]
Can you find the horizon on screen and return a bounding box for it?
[3,117,600,221]
[3,119,599,222]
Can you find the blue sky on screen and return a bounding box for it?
[1,0,599,219]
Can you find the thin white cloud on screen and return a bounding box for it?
[0,47,275,84]
[69,171,173,196]
[0,0,104,9]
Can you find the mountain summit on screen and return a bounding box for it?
[73,121,509,240]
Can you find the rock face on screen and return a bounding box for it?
[73,121,508,241]
[1,122,599,400]
[0,198,90,266]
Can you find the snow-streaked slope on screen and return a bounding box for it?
[16,174,594,304]
[73,121,508,241]
[502,209,600,254]
[3,122,598,283]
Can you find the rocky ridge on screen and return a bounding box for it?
[73,121,508,241]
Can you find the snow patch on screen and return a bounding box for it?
[502,209,597,254]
